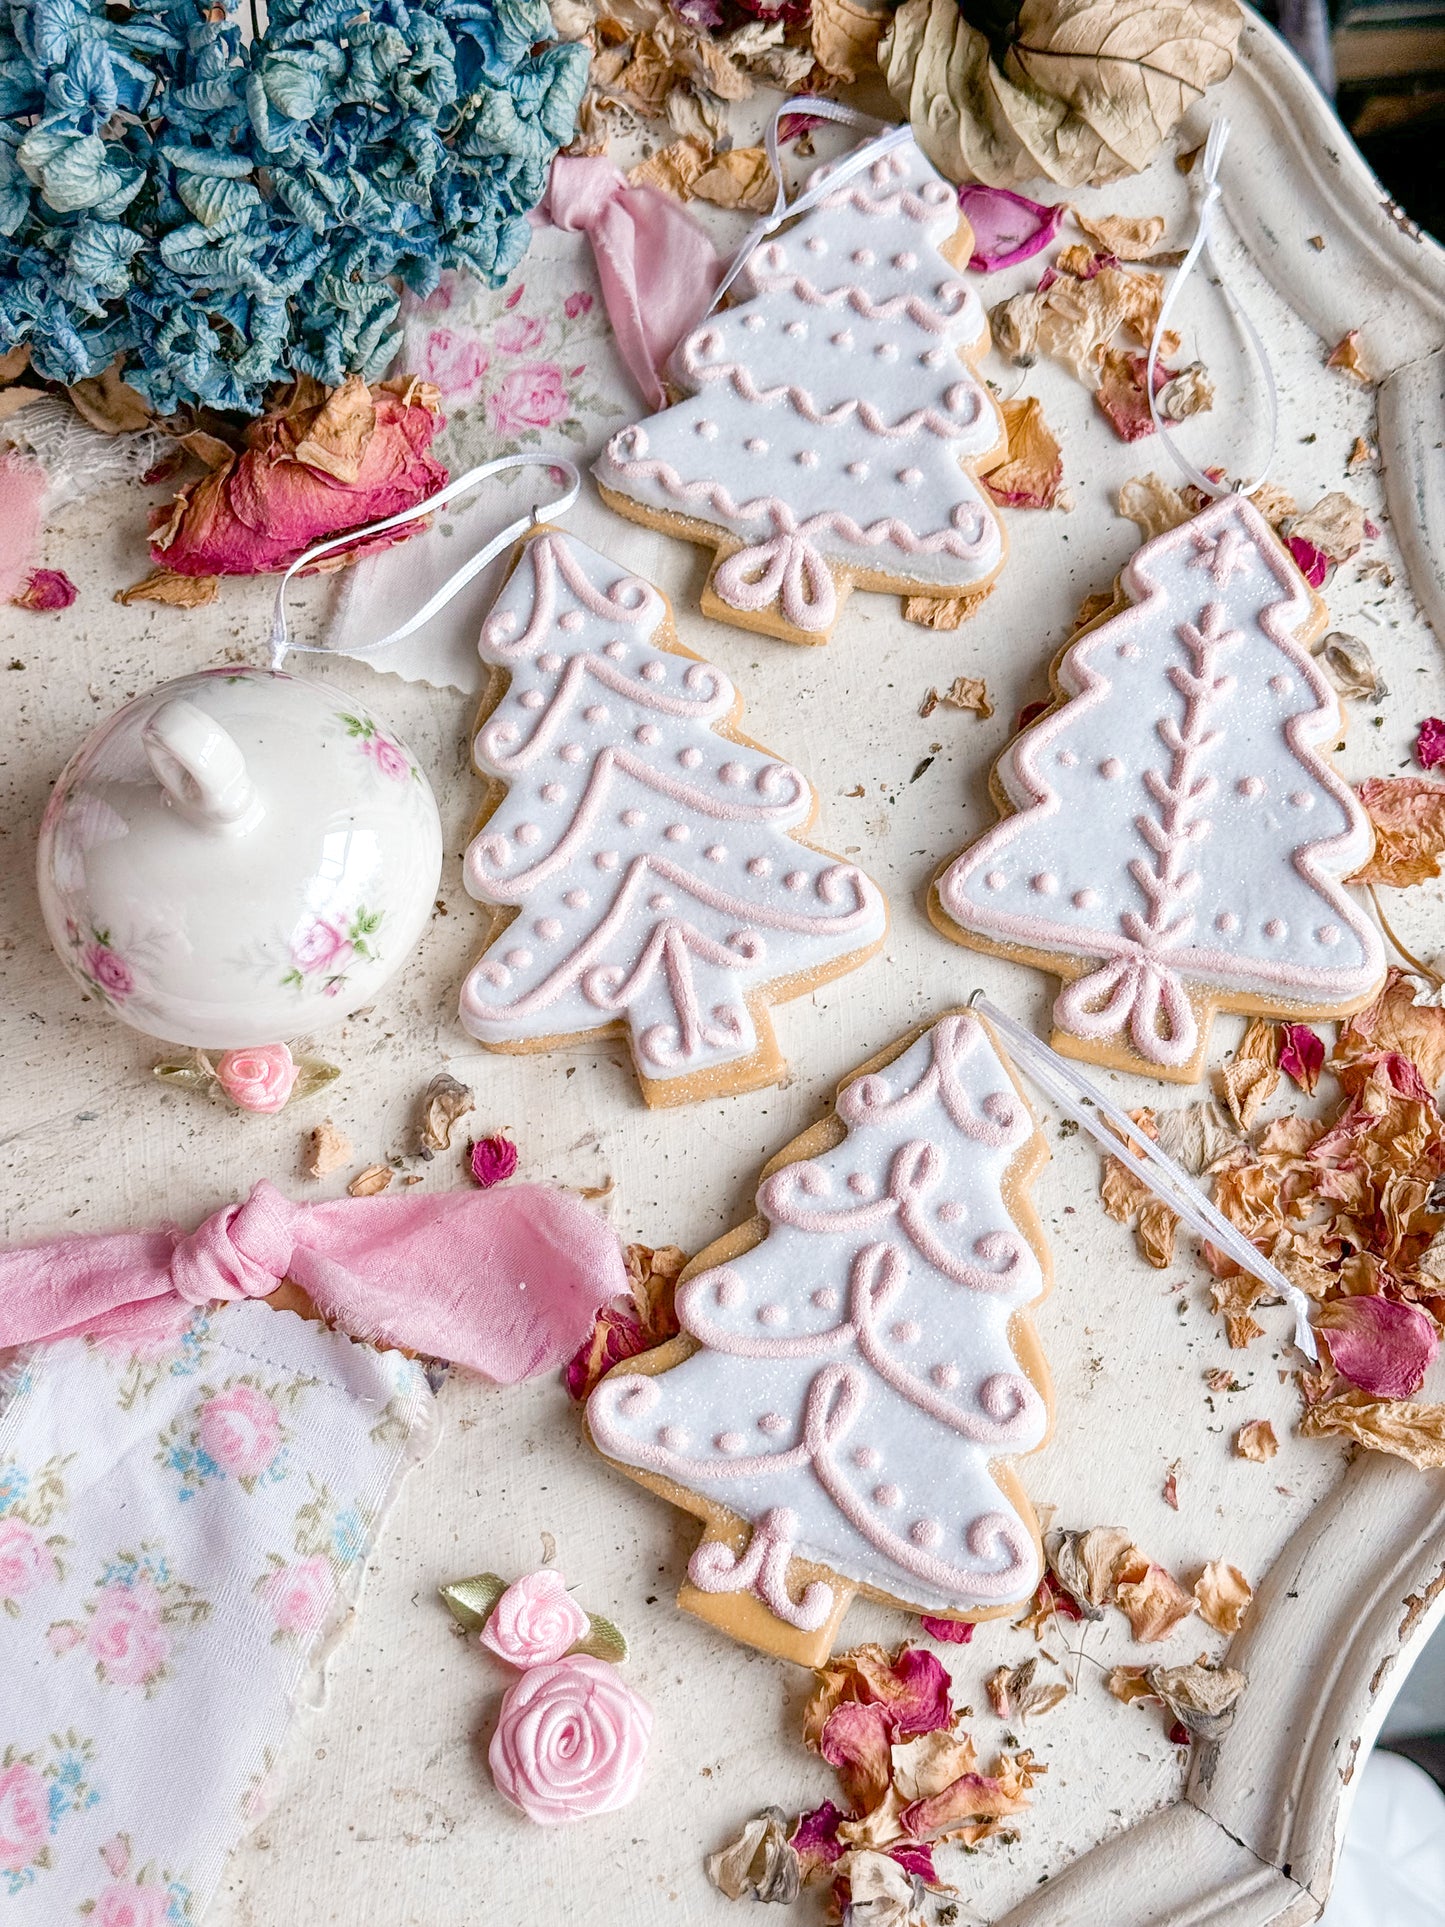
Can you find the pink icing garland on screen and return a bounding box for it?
[936,496,1383,1062]
[680,340,983,443]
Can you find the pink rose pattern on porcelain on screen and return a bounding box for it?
[214,1044,298,1114]
[479,1569,589,1668]
[488,1655,653,1824]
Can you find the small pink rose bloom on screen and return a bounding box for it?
[487,362,568,436]
[480,1570,588,1668]
[496,313,546,355]
[419,326,489,399]
[0,1760,49,1873]
[85,943,134,999]
[215,1043,299,1114]
[290,917,353,977]
[366,734,412,782]
[261,1555,335,1635]
[489,1654,652,1824]
[198,1384,283,1478]
[470,1134,518,1187]
[88,1578,170,1687]
[0,1517,58,1598]
[563,291,593,319]
[96,1882,170,1927]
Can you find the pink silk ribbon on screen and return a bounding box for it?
[542,154,721,409]
[0,1179,627,1382]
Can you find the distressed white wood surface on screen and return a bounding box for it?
[1,20,1443,1925]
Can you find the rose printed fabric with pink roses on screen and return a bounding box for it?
[0,1301,433,1918]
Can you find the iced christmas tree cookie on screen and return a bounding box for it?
[593,131,1006,645]
[458,530,888,1105]
[931,493,1385,1082]
[586,1010,1051,1664]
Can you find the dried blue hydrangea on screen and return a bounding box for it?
[0,0,587,412]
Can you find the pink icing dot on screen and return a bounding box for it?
[745,437,768,454]
[1265,918,1287,939]
[1073,888,1099,909]
[716,1431,746,1454]
[604,640,626,659]
[743,314,765,332]
[535,918,562,941]
[538,652,562,673]
[937,1201,967,1222]
[658,1425,688,1450]
[558,611,584,633]
[635,723,659,745]
[846,461,869,479]
[921,348,945,367]
[1031,872,1058,895]
[813,1287,839,1312]
[515,822,541,845]
[898,466,922,486]
[560,743,583,763]
[695,420,718,439]
[783,871,807,891]
[647,892,672,911]
[1270,674,1291,695]
[831,330,854,349]
[720,762,746,785]
[805,236,827,254]
[847,1172,874,1196]
[520,689,544,710]
[931,1363,960,1390]
[985,870,1008,890]
[540,782,564,802]
[595,851,620,870]
[679,747,702,768]
[784,320,805,338]
[665,824,689,842]
[890,1320,921,1345]
[563,889,589,909]
[757,1304,785,1326]
[797,450,819,467]
[715,1274,742,1307]
[892,251,917,270]
[1058,748,1078,767]
[641,662,665,682]
[1100,758,1124,780]
[1317,923,1341,945]
[704,844,726,862]
[852,1445,880,1471]
[747,856,772,877]
[1215,909,1239,933]
[1117,642,1141,661]
[505,947,532,968]
[852,248,875,266]
[876,343,899,362]
[910,1519,943,1549]
[758,1412,787,1434]
[485,612,515,644]
[482,961,508,985]
[620,807,645,828]
[1288,790,1314,809]
[874,1484,903,1508]
[583,704,608,724]
[1237,776,1265,799]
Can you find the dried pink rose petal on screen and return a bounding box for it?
[888,1841,937,1882]
[919,1614,975,1644]
[819,1700,893,1813]
[14,568,76,611]
[1287,535,1329,588]
[1277,1023,1324,1095]
[471,1134,519,1187]
[1318,1295,1440,1399]
[958,185,1065,272]
[790,1800,846,1875]
[1416,718,1445,772]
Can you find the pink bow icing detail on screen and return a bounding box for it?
[1054,950,1198,1068]
[713,529,837,634]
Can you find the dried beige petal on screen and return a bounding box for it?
[1073,210,1167,259]
[984,395,1063,510]
[810,0,884,82]
[1312,630,1384,703]
[1152,1099,1243,1175]
[690,146,776,215]
[1101,1152,1150,1224]
[417,1072,474,1156]
[1226,1312,1266,1349]
[940,675,994,719]
[1106,1664,1154,1703]
[304,1120,352,1179]
[626,134,711,198]
[835,1850,914,1923]
[1351,776,1445,888]
[115,569,220,609]
[1194,1560,1253,1633]
[1235,1419,1278,1462]
[1289,491,1367,564]
[1217,1019,1279,1130]
[1334,970,1445,1090]
[664,84,727,147]
[292,373,377,484]
[1117,472,1194,540]
[901,591,988,630]
[705,1807,800,1904]
[1115,1563,1196,1642]
[1045,1525,1135,1617]
[347,1163,394,1197]
[67,353,153,434]
[987,1658,1067,1721]
[1326,330,1370,381]
[1346,436,1376,472]
[891,1724,979,1803]
[1138,1197,1179,1269]
[1299,1393,1445,1469]
[1157,361,1214,421]
[1146,1660,1247,1739]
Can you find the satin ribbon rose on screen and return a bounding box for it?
[489,1654,652,1824]
[480,1569,588,1668]
[215,1044,300,1114]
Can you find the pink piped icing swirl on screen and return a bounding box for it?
[479,1569,589,1668]
[488,1655,653,1824]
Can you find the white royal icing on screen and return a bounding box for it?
[593,135,1004,635]
[458,532,887,1082]
[587,1012,1047,1620]
[935,494,1385,1069]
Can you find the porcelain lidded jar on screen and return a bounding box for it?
[37,667,444,1050]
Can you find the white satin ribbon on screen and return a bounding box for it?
[268,452,581,668]
[1145,116,1280,500]
[973,995,1318,1361]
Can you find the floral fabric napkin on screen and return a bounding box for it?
[0,1300,434,1918]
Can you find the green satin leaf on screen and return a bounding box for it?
[439,1572,506,1634]
[568,1611,628,1665]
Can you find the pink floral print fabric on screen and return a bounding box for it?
[0,1301,433,1917]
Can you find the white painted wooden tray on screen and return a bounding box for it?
[1,14,1442,1925]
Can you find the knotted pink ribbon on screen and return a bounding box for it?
[0,1179,626,1383]
[542,155,721,409]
